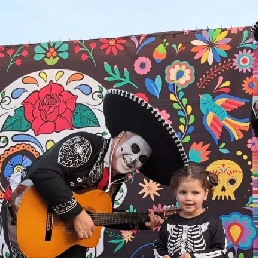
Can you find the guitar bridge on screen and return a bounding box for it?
[45,207,53,241]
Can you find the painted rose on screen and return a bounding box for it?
[22,80,78,135]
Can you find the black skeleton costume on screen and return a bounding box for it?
[4,89,189,258]
[153,211,228,258]
[251,21,258,136]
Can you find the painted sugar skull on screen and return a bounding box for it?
[206,160,243,200]
[112,131,152,174]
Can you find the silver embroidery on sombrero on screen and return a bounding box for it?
[105,89,189,166]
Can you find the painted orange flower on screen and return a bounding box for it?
[189,142,211,163]
[99,38,126,56]
[139,178,163,201]
[242,76,258,95]
[121,231,135,243]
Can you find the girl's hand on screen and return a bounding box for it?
[179,253,191,258]
[145,212,164,228]
[163,255,171,258]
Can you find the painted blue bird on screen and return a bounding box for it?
[199,93,249,144]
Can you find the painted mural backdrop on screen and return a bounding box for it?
[0,27,257,258]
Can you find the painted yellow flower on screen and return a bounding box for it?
[139,178,163,201]
[121,231,135,243]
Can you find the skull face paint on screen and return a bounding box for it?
[112,132,152,174]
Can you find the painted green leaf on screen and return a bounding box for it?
[98,85,103,92]
[173,103,181,109]
[1,91,5,98]
[105,77,118,82]
[1,107,31,132]
[238,253,244,258]
[34,45,46,54]
[0,136,8,148]
[189,114,195,124]
[86,254,92,258]
[102,131,108,136]
[59,51,69,59]
[179,117,185,125]
[109,239,124,244]
[239,43,257,49]
[219,142,225,148]
[114,200,119,206]
[72,103,100,128]
[114,240,125,253]
[114,81,127,88]
[58,43,69,52]
[34,53,45,61]
[123,69,130,80]
[241,30,248,44]
[44,57,59,66]
[104,62,113,75]
[113,66,120,77]
[182,98,187,106]
[182,135,190,143]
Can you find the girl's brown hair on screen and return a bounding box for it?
[170,162,218,194]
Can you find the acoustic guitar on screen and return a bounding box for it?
[7,180,179,258]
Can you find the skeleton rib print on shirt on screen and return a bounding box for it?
[153,211,228,258]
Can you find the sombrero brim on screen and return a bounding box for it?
[251,21,258,41]
[103,89,189,186]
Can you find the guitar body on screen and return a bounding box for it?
[7,180,113,258]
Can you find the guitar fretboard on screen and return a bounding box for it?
[89,211,164,226]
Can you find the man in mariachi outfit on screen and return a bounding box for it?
[251,21,258,136]
[5,89,189,258]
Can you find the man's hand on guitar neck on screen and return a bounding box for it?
[145,212,164,229]
[74,210,95,239]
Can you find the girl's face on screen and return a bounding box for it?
[175,177,208,218]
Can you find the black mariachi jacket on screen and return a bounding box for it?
[26,131,148,230]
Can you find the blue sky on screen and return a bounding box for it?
[1,0,257,45]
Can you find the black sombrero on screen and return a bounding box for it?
[251,21,258,41]
[103,89,189,186]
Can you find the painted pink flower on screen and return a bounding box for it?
[227,27,244,34]
[247,137,258,151]
[156,108,172,125]
[233,49,254,73]
[134,57,151,75]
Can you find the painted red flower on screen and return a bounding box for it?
[99,38,126,55]
[7,49,14,55]
[15,59,22,66]
[22,81,78,135]
[89,42,97,49]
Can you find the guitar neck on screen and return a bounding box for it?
[89,211,164,226]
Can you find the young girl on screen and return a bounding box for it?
[153,162,228,258]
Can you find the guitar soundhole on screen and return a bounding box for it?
[45,207,53,241]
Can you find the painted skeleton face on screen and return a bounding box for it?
[112,132,152,174]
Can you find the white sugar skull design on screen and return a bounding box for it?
[113,131,152,174]
[206,160,243,200]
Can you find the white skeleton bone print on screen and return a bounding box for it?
[167,222,209,255]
